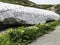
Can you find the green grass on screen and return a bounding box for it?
[0,0,54,9]
[0,20,60,45]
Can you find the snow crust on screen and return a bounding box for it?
[0,2,60,24]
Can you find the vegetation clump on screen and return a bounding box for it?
[0,0,60,45]
[0,20,60,45]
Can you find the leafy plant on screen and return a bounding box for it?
[0,20,60,45]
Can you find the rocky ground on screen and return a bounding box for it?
[29,26,60,45]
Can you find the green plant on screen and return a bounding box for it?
[0,20,60,45]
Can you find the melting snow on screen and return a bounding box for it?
[0,2,60,24]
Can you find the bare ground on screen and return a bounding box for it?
[29,26,60,45]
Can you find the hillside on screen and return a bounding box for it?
[0,0,60,45]
[0,0,60,14]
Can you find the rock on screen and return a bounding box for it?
[0,2,60,28]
